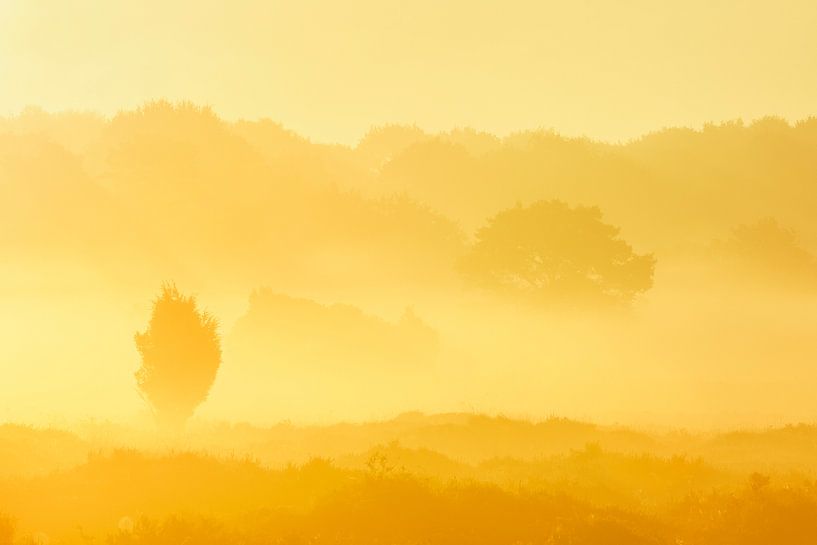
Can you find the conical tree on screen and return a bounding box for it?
[135,283,221,431]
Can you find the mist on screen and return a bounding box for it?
[2,104,817,429]
[4,4,817,540]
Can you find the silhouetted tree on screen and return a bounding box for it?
[714,218,817,286]
[460,200,655,305]
[135,284,221,431]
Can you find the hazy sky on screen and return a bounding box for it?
[1,0,816,144]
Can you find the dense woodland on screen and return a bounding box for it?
[3,103,817,291]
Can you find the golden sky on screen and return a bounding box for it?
[1,0,816,144]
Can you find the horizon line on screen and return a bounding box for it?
[3,100,817,149]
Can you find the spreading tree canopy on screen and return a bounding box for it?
[460,200,655,305]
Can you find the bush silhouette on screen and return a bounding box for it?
[135,284,221,431]
[712,218,817,288]
[460,200,655,305]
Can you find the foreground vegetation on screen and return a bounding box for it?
[3,414,817,544]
